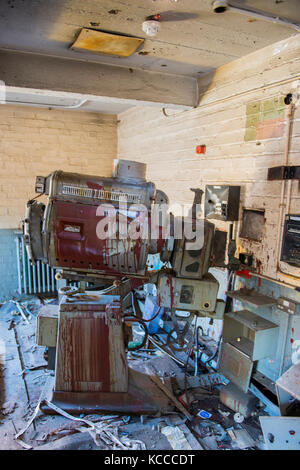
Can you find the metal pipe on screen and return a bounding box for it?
[16,234,57,295]
[32,264,37,293]
[51,268,56,293]
[37,261,41,293]
[14,301,29,324]
[15,237,22,295]
[21,237,27,295]
[285,179,292,215]
[275,100,300,282]
[5,98,88,109]
[275,102,294,266]
[229,6,300,32]
[42,263,46,293]
[26,250,32,294]
[212,1,300,32]
[148,335,186,366]
[196,74,300,114]
[46,265,51,293]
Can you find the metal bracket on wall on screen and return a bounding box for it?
[267,166,300,180]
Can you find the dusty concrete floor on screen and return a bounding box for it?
[0,299,266,451]
[0,300,175,450]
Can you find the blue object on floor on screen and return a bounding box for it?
[141,295,164,334]
[198,410,212,419]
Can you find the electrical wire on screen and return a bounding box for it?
[197,269,234,368]
[204,334,223,367]
[123,316,148,351]
[147,335,186,366]
[184,321,197,411]
[162,107,190,117]
[194,320,199,377]
[197,325,204,339]
[29,194,43,202]
[99,284,118,294]
[224,269,234,313]
[131,291,163,323]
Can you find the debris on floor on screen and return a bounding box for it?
[0,299,273,451]
[161,425,195,450]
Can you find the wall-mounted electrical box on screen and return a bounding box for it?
[158,272,219,312]
[222,310,279,362]
[280,215,300,267]
[240,208,265,241]
[277,297,297,315]
[35,176,46,194]
[204,185,240,221]
[218,342,253,393]
[219,310,279,392]
[239,253,253,267]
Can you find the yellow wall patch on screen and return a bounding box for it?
[71,28,144,57]
[245,96,285,142]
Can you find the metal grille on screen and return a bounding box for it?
[61,184,142,203]
[15,234,57,295]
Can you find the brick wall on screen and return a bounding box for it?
[0,105,117,229]
[118,37,300,286]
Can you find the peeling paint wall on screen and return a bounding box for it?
[117,36,300,383]
[245,96,285,142]
[0,104,117,301]
[117,35,300,287]
[118,87,300,286]
[0,105,117,229]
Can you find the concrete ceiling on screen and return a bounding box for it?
[1,0,299,76]
[4,86,185,114]
[0,0,299,112]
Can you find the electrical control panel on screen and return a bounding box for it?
[277,297,297,315]
[35,176,46,194]
[280,214,300,267]
[204,185,240,221]
[157,272,219,312]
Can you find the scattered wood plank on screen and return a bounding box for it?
[161,425,193,450]
[146,368,192,420]
[178,423,204,450]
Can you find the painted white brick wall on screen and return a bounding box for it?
[0,105,117,229]
[118,55,300,286]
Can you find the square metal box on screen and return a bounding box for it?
[36,304,59,348]
[204,185,240,221]
[222,310,279,361]
[157,272,219,312]
[218,342,253,393]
